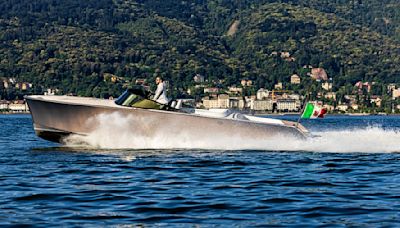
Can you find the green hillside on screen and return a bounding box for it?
[0,0,399,99]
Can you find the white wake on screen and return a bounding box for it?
[63,113,400,153]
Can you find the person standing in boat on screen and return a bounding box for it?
[153,76,169,105]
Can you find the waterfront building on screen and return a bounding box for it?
[8,101,29,112]
[351,103,359,110]
[228,97,246,110]
[217,94,230,109]
[276,98,299,112]
[202,94,229,109]
[0,100,10,110]
[337,104,349,112]
[253,100,273,111]
[202,97,218,109]
[370,96,382,107]
[290,74,300,84]
[324,104,335,112]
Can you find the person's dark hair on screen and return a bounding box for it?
[156,76,164,82]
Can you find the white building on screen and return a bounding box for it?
[0,101,9,110]
[228,86,243,94]
[336,104,349,112]
[276,99,299,112]
[203,87,220,94]
[256,88,270,100]
[253,100,273,111]
[202,98,218,109]
[393,88,400,99]
[290,74,300,84]
[8,103,29,112]
[274,82,283,90]
[387,84,396,92]
[350,103,359,110]
[202,94,230,109]
[322,82,333,91]
[324,92,337,100]
[193,74,205,83]
[228,97,246,110]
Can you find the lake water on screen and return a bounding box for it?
[1,114,400,226]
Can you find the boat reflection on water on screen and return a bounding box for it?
[25,88,309,145]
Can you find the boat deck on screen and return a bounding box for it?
[27,95,117,107]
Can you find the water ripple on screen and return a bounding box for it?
[1,115,400,226]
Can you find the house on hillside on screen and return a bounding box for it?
[324,92,337,101]
[204,87,220,94]
[256,88,270,100]
[387,84,396,92]
[241,79,253,87]
[228,86,243,94]
[290,74,300,84]
[354,81,372,93]
[393,88,400,99]
[322,82,332,91]
[274,82,283,90]
[193,74,205,83]
[310,68,328,81]
[370,96,382,107]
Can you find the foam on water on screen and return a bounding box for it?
[63,113,400,153]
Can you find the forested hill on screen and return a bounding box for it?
[0,0,399,99]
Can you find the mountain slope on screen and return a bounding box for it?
[0,0,399,99]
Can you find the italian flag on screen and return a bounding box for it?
[301,102,327,119]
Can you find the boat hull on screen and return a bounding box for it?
[26,95,309,144]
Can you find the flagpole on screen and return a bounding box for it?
[296,93,309,127]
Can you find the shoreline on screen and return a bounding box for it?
[1,111,398,116]
[256,113,400,116]
[0,112,30,115]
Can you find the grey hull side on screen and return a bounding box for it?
[26,96,308,144]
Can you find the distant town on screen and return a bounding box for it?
[191,68,400,114]
[2,65,400,114]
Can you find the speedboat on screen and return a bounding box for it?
[25,89,310,144]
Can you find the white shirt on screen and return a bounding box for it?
[153,82,169,104]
